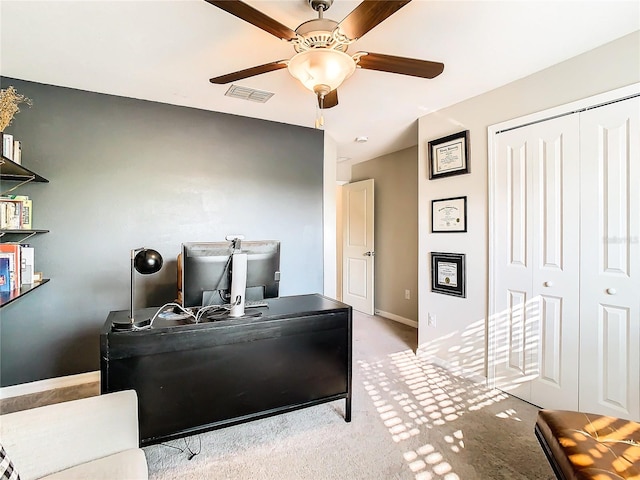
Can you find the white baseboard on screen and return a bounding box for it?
[374,310,418,329]
[0,371,100,400]
[415,347,486,385]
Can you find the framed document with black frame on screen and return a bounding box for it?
[428,130,470,179]
[432,196,467,233]
[431,252,465,298]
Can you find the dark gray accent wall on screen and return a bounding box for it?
[0,77,324,387]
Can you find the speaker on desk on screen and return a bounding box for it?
[112,247,163,331]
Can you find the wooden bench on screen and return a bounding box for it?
[535,410,640,480]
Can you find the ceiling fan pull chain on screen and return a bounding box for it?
[315,94,325,129]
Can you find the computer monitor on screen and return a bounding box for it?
[181,240,280,308]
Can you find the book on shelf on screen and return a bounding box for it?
[0,195,32,229]
[18,197,32,229]
[13,140,22,165]
[2,133,14,160]
[0,243,21,290]
[20,245,34,285]
[0,257,10,292]
[0,198,23,229]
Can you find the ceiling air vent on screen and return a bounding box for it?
[224,85,274,103]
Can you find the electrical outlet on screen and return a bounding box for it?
[428,313,436,327]
[404,289,411,300]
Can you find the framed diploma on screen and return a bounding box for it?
[431,252,465,297]
[428,130,470,179]
[432,196,467,233]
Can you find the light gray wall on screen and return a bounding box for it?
[417,31,640,377]
[351,146,418,323]
[0,77,324,387]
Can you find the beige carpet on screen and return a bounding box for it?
[144,312,555,479]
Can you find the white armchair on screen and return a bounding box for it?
[0,390,147,480]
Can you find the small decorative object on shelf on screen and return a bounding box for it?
[0,86,33,132]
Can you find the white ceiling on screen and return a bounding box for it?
[1,0,638,165]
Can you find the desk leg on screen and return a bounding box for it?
[345,396,352,422]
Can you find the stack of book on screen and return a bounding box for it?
[0,243,35,291]
[0,195,32,230]
[2,133,22,164]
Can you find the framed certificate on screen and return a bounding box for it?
[432,196,467,232]
[431,252,465,297]
[428,130,470,179]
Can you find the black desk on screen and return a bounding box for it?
[100,294,352,446]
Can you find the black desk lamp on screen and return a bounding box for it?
[112,247,163,331]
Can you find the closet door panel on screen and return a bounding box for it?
[508,144,529,268]
[493,131,534,401]
[529,116,580,410]
[580,97,640,421]
[538,295,563,384]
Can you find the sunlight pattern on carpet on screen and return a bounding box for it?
[359,349,518,479]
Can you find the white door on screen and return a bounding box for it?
[579,97,640,421]
[492,114,580,410]
[342,179,375,314]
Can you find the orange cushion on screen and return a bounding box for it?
[536,410,640,480]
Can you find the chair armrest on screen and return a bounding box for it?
[0,390,140,480]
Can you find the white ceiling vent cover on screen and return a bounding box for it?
[225,85,274,103]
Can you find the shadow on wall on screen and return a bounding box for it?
[416,295,552,389]
[418,317,486,380]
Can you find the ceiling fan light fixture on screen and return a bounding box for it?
[287,49,356,93]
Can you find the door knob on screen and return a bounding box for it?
[363,251,375,257]
[606,288,617,295]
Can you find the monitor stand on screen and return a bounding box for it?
[229,252,247,318]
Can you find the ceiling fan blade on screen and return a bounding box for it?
[209,61,288,84]
[355,52,444,79]
[338,0,412,40]
[204,0,297,41]
[318,89,339,109]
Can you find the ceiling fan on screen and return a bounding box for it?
[207,0,444,110]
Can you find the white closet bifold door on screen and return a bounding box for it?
[492,114,580,410]
[579,96,640,420]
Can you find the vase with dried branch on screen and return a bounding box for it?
[0,86,33,132]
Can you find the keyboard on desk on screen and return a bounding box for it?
[245,300,268,308]
[214,300,268,309]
